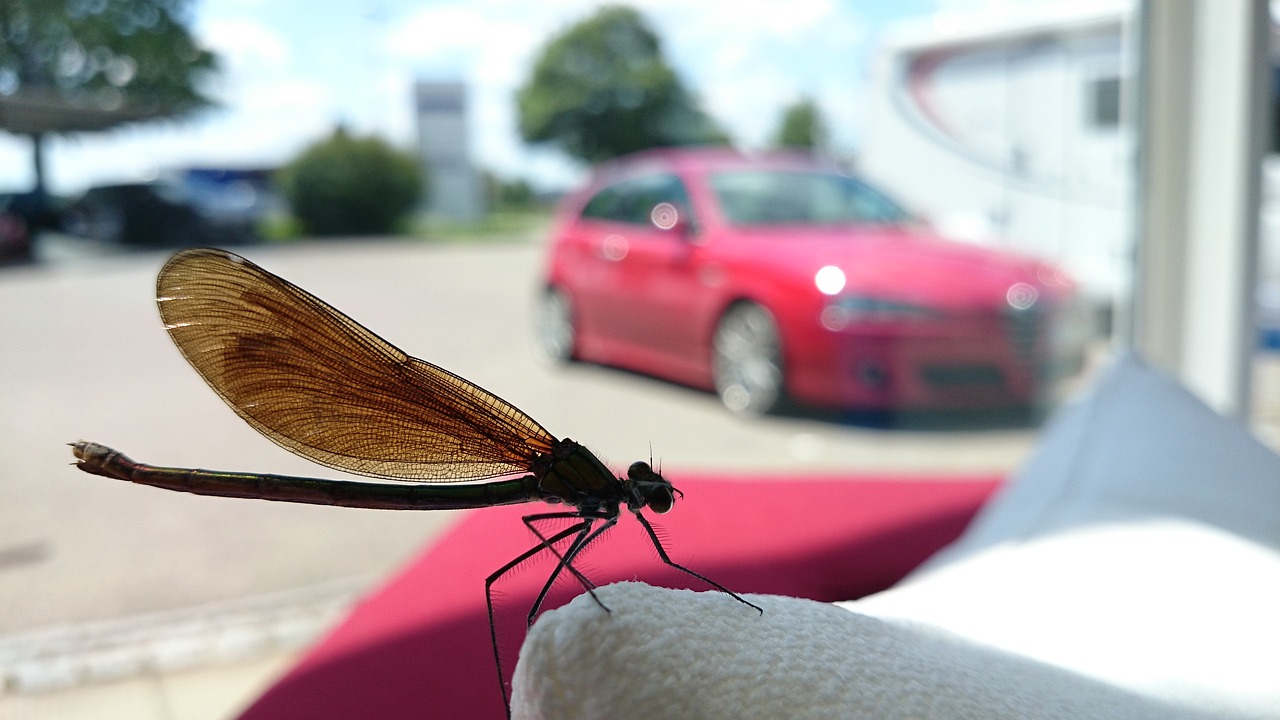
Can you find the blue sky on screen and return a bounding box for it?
[0,0,1037,195]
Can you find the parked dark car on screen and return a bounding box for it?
[535,148,1089,415]
[64,179,259,247]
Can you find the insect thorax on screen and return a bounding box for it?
[534,438,623,510]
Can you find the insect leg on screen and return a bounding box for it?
[632,510,763,614]
[524,511,621,626]
[485,518,591,716]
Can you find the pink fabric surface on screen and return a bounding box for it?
[238,474,998,720]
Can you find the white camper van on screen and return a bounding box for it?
[862,2,1136,332]
[864,1,1280,344]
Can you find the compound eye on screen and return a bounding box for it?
[628,460,653,479]
[647,487,674,514]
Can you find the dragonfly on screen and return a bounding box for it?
[70,247,761,713]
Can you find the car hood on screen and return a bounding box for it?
[728,225,1062,309]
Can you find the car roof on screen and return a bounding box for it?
[589,147,849,184]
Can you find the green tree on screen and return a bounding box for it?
[0,0,218,193]
[483,171,535,210]
[279,128,424,237]
[517,5,727,163]
[773,98,828,150]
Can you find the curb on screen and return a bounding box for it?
[0,575,374,695]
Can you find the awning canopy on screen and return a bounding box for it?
[0,89,182,135]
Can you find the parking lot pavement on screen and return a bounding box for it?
[0,238,1122,717]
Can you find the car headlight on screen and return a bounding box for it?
[814,265,846,295]
[820,295,940,330]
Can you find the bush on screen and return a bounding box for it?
[483,171,535,210]
[279,128,424,236]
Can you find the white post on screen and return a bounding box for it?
[1127,0,1270,418]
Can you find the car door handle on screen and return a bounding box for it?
[597,234,629,262]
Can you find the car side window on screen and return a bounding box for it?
[843,178,910,224]
[709,170,910,226]
[581,184,626,221]
[580,173,695,230]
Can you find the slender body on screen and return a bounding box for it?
[70,440,545,509]
[71,434,653,512]
[69,247,758,715]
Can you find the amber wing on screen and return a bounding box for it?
[155,247,557,482]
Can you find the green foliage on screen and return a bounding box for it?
[279,128,425,237]
[411,208,551,243]
[773,98,828,150]
[0,0,217,114]
[483,171,536,210]
[517,5,727,163]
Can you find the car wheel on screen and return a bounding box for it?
[713,302,784,415]
[534,287,576,363]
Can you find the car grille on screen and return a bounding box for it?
[920,364,1006,388]
[1004,304,1043,367]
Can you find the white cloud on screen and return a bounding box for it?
[658,0,840,42]
[380,0,868,181]
[196,16,330,125]
[385,2,595,183]
[642,0,867,150]
[0,1,941,195]
[0,141,33,191]
[387,5,489,62]
[199,17,289,72]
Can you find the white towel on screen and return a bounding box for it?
[513,356,1280,719]
[510,582,1215,720]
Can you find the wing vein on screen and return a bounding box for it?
[155,248,557,482]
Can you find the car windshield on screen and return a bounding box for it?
[708,170,911,226]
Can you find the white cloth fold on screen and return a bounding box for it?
[511,582,1220,720]
[511,355,1280,719]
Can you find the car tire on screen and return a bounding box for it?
[712,302,784,415]
[534,287,576,364]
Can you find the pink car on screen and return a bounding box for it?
[535,148,1084,415]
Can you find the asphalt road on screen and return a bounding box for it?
[0,238,1042,638]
